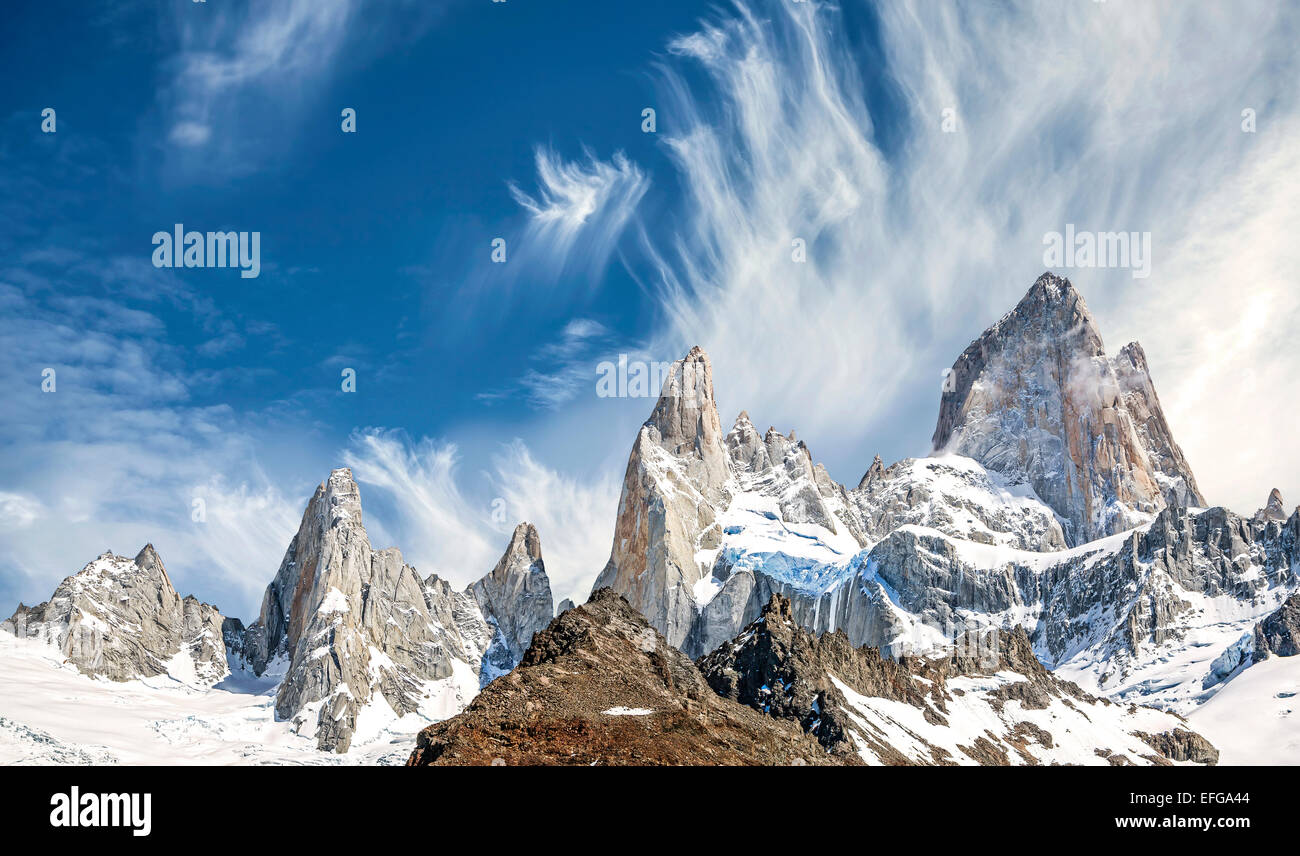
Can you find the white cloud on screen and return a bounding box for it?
[168,121,212,147]
[155,0,448,174]
[341,430,619,606]
[160,0,355,165]
[477,317,614,409]
[489,441,621,606]
[509,147,649,282]
[0,493,43,530]
[0,264,314,619]
[342,430,502,579]
[187,476,304,611]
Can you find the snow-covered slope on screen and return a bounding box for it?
[700,594,1217,766]
[852,455,1067,551]
[1189,655,1300,765]
[0,629,448,765]
[1186,593,1300,764]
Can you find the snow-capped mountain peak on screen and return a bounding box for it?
[932,272,1204,545]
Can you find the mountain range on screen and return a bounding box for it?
[3,272,1296,764]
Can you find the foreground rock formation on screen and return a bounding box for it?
[699,594,1217,765]
[406,589,843,766]
[1,545,233,684]
[408,590,1217,767]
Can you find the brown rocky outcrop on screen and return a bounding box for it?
[406,589,844,766]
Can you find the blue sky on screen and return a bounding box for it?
[3,0,1298,619]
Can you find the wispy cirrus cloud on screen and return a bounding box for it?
[341,430,502,578]
[476,317,613,409]
[508,147,649,284]
[488,440,620,606]
[341,430,619,605]
[631,0,1300,512]
[154,0,451,176]
[157,0,356,171]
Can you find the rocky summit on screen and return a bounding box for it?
[933,272,1204,544]
[469,522,554,666]
[234,469,554,752]
[1,544,232,684]
[406,588,842,766]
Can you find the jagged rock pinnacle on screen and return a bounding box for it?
[931,273,1203,543]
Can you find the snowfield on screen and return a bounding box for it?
[1188,655,1300,765]
[0,631,460,765]
[829,671,1193,766]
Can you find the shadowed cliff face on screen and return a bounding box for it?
[699,594,1218,766]
[1254,592,1300,661]
[933,272,1204,545]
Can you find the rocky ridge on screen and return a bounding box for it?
[406,588,845,766]
[698,594,1217,765]
[594,273,1298,712]
[3,469,556,754]
[1,545,232,684]
[235,469,554,751]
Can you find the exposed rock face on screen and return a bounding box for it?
[932,273,1204,544]
[724,411,865,542]
[239,469,553,752]
[555,598,576,615]
[1138,729,1220,765]
[596,346,1073,659]
[591,347,733,649]
[856,454,885,490]
[698,595,1214,765]
[469,523,553,666]
[1255,489,1288,523]
[1252,592,1300,661]
[1,544,231,684]
[804,504,1297,708]
[406,589,843,766]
